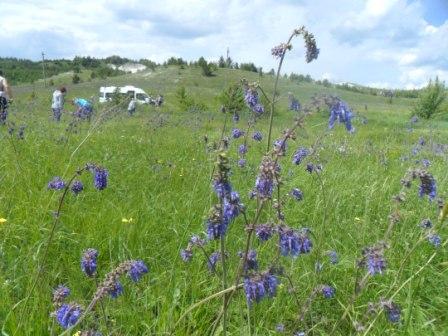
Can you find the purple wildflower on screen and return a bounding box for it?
[291,188,303,201]
[48,177,66,190]
[422,159,430,167]
[253,104,264,114]
[238,250,258,271]
[232,128,244,139]
[300,27,320,63]
[108,281,124,298]
[238,159,246,168]
[223,191,242,222]
[321,285,335,298]
[305,163,314,173]
[239,144,248,155]
[53,285,70,300]
[419,219,432,229]
[428,234,441,248]
[93,167,108,190]
[208,252,220,271]
[81,248,98,277]
[252,131,263,142]
[71,180,84,195]
[274,139,287,156]
[127,260,148,282]
[56,303,82,329]
[244,272,278,306]
[206,205,229,239]
[418,171,436,201]
[190,235,205,246]
[382,301,401,323]
[278,227,312,257]
[271,43,289,58]
[294,332,306,336]
[328,99,354,133]
[360,244,387,275]
[213,180,232,199]
[328,250,339,264]
[418,137,425,146]
[233,113,239,122]
[276,323,285,332]
[53,285,70,307]
[255,176,274,199]
[254,157,279,199]
[255,224,274,241]
[292,147,309,165]
[306,163,322,174]
[180,249,193,262]
[206,218,228,240]
[244,88,258,108]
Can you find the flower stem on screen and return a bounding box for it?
[168,284,243,335]
[266,32,296,153]
[16,170,84,333]
[220,197,228,336]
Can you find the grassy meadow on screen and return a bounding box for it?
[0,65,447,335]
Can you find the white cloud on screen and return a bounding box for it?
[0,0,446,89]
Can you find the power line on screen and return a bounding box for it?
[41,52,47,87]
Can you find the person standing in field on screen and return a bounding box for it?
[51,86,67,121]
[0,70,13,124]
[127,97,137,116]
[72,97,93,121]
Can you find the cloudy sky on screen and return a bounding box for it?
[1,0,447,89]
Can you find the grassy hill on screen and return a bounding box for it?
[1,66,447,335]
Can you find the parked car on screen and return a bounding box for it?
[99,85,152,104]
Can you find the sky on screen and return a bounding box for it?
[0,0,447,89]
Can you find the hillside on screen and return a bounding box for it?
[2,64,448,335]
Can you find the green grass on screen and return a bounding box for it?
[1,66,447,335]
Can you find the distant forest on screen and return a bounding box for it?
[0,55,420,98]
[0,56,157,85]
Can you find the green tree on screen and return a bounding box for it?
[72,73,81,84]
[218,56,226,68]
[197,57,213,77]
[219,83,245,115]
[414,77,446,119]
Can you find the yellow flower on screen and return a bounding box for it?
[0,218,7,224]
[73,332,81,336]
[122,217,134,223]
[354,217,361,222]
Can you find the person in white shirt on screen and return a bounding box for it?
[0,70,12,124]
[127,97,137,116]
[51,86,67,121]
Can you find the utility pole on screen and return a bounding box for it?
[41,52,47,87]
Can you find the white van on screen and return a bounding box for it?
[99,85,152,104]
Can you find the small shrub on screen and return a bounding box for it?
[176,86,207,112]
[72,74,81,84]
